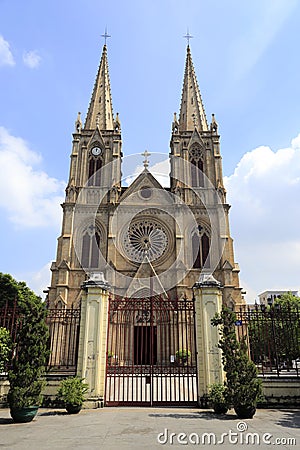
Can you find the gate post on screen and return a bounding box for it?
[193,274,224,405]
[76,273,110,407]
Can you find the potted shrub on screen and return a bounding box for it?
[175,349,191,365]
[107,350,114,366]
[212,308,263,419]
[56,376,88,414]
[7,281,49,423]
[208,383,229,414]
[229,340,263,419]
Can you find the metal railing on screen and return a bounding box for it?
[235,305,300,378]
[0,300,81,373]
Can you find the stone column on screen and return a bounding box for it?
[76,273,110,408]
[193,273,224,405]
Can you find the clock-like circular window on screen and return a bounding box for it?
[122,218,169,263]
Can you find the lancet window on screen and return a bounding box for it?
[192,226,210,269]
[81,225,101,268]
[88,157,102,186]
[189,144,204,187]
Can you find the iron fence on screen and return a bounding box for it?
[0,300,81,373]
[46,307,81,372]
[106,294,198,406]
[235,305,300,377]
[1,298,299,379]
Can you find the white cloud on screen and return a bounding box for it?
[0,126,65,228]
[124,158,170,187]
[225,133,300,301]
[15,262,52,299]
[23,50,41,69]
[0,35,15,67]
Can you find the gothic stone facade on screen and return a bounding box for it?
[46,44,244,309]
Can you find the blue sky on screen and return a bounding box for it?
[0,0,299,301]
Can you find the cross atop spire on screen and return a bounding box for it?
[183,29,193,46]
[142,150,151,169]
[101,27,111,46]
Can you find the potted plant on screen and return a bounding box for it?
[212,308,263,419]
[7,281,49,423]
[229,340,263,419]
[56,376,88,414]
[107,350,114,366]
[175,349,191,365]
[208,383,229,414]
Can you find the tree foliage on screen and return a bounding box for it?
[0,272,50,407]
[274,292,300,311]
[248,293,300,368]
[0,327,11,373]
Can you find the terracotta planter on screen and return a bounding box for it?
[10,406,39,423]
[234,405,256,419]
[66,404,82,414]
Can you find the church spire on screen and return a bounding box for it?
[179,45,208,132]
[84,44,114,130]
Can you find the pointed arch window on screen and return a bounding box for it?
[88,157,102,186]
[192,227,210,269]
[189,144,204,187]
[201,233,210,268]
[192,232,201,268]
[81,225,101,269]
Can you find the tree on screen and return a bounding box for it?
[274,292,300,311]
[247,293,300,370]
[0,272,50,408]
[212,308,262,418]
[0,272,44,310]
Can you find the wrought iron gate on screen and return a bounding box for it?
[105,295,198,406]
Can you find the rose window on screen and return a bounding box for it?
[123,219,168,263]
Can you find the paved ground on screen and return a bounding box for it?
[0,407,299,449]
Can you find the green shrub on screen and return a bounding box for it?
[56,377,88,406]
[0,327,11,373]
[208,383,228,406]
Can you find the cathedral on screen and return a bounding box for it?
[47,41,243,309]
[46,40,245,405]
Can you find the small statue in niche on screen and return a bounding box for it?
[173,182,182,200]
[110,183,121,205]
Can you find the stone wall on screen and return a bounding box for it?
[259,377,300,408]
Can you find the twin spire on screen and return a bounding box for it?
[84,39,208,133]
[84,44,114,130]
[178,45,208,132]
